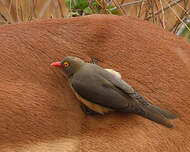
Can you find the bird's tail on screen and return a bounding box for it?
[147,104,177,119]
[135,104,176,128]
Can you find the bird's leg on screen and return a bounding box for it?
[90,57,99,64]
[80,103,100,115]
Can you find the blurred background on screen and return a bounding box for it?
[0,0,190,41]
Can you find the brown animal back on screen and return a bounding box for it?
[0,14,190,152]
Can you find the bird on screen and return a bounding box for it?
[51,56,177,128]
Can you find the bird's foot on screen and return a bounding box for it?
[90,57,99,64]
[80,103,100,115]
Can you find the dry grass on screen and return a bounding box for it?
[0,0,190,34]
[0,0,69,24]
[113,0,190,33]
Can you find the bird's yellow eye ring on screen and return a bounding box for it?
[64,62,69,68]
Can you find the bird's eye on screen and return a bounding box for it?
[64,61,69,68]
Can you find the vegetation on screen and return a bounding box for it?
[0,0,190,41]
[65,0,119,16]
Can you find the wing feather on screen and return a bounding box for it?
[70,64,137,110]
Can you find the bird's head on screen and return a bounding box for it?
[51,56,85,77]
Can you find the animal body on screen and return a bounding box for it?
[0,15,190,152]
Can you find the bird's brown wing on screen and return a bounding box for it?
[71,64,176,116]
[70,64,137,110]
[70,64,177,128]
[99,67,177,119]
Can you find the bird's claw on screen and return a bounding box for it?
[80,103,100,115]
[90,57,99,64]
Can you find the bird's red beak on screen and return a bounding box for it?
[50,62,62,68]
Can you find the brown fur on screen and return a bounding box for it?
[0,15,190,152]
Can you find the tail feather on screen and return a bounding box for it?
[135,105,174,128]
[148,104,177,120]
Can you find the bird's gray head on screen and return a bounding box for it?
[51,56,85,77]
